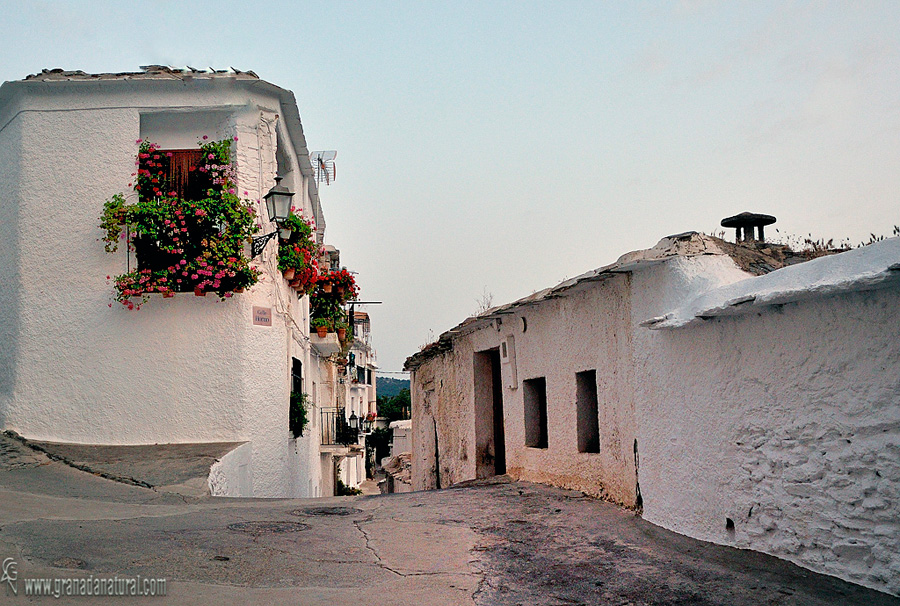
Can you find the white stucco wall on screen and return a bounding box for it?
[208,442,253,497]
[390,419,412,457]
[631,256,900,596]
[0,76,328,498]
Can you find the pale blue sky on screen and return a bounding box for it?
[2,1,899,371]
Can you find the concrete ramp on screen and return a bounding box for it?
[7,432,245,498]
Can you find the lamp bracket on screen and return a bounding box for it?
[251,231,279,258]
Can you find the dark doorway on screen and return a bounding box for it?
[474,349,506,478]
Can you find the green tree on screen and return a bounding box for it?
[377,388,410,422]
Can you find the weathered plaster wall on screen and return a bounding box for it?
[0,80,325,498]
[631,257,900,595]
[412,274,638,503]
[411,348,473,490]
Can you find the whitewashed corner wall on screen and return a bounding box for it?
[0,83,324,498]
[630,257,900,596]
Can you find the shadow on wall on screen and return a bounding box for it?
[0,158,21,415]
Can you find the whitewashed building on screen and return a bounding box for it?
[405,231,900,595]
[0,66,367,498]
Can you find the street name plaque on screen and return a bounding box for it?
[252,306,272,327]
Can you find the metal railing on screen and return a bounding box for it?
[320,408,359,446]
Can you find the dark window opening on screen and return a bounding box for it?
[523,377,548,449]
[138,149,214,203]
[291,358,303,394]
[576,370,600,453]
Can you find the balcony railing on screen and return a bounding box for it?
[320,408,359,446]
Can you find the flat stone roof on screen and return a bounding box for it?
[21,65,259,82]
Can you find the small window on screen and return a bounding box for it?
[523,377,548,449]
[291,358,303,394]
[576,370,599,453]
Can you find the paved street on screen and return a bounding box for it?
[0,434,896,605]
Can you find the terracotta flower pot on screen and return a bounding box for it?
[323,282,332,293]
[337,327,347,341]
[194,287,206,297]
[336,286,345,297]
[283,268,296,281]
[289,279,301,288]
[316,326,328,338]
[233,287,245,293]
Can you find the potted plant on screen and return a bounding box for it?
[276,213,319,292]
[335,319,348,341]
[311,317,330,338]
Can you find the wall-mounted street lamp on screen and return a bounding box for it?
[348,412,359,433]
[252,176,294,257]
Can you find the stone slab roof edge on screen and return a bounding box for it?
[644,237,900,330]
[404,231,727,370]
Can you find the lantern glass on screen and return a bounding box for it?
[263,176,294,224]
[348,412,359,431]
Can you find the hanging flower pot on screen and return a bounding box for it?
[322,282,332,293]
[283,268,296,281]
[336,286,345,297]
[194,287,206,297]
[316,326,328,338]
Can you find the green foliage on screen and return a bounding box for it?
[277,212,320,294]
[366,426,392,464]
[100,137,260,309]
[311,317,332,329]
[377,388,411,422]
[376,377,410,398]
[336,478,362,496]
[309,286,346,332]
[289,392,309,438]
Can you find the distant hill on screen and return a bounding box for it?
[377,376,410,398]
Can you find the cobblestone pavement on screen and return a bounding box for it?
[0,434,897,605]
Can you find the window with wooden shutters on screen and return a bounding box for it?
[134,149,214,277]
[138,149,213,204]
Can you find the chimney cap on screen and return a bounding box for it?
[721,212,776,228]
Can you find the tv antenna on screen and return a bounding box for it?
[310,151,336,185]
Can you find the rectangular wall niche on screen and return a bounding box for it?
[576,370,600,453]
[523,377,548,449]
